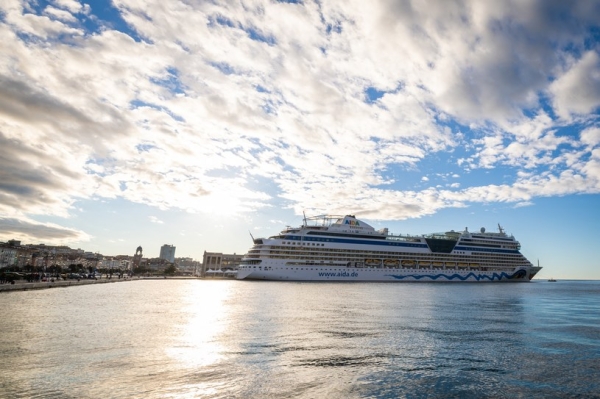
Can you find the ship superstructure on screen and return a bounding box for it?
[236,215,541,282]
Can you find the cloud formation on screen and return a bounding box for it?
[1,0,599,243]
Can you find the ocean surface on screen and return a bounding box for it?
[0,279,599,398]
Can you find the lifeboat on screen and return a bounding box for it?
[365,259,381,266]
[432,261,444,267]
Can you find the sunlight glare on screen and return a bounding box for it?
[168,281,234,369]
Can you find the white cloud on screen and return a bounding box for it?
[0,216,91,244]
[514,201,534,208]
[3,1,82,39]
[44,6,77,23]
[53,0,84,14]
[149,216,163,224]
[1,0,600,243]
[550,51,600,120]
[580,127,600,148]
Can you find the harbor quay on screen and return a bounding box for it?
[0,275,235,293]
[0,276,135,293]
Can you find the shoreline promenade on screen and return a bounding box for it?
[0,277,134,292]
[0,276,213,293]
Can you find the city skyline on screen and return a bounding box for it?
[0,237,236,265]
[0,239,210,263]
[1,1,600,279]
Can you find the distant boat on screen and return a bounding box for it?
[548,278,557,282]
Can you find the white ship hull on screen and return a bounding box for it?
[237,264,541,282]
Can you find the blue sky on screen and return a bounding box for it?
[1,0,600,279]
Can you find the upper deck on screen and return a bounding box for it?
[265,215,521,251]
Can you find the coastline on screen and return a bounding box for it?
[0,276,215,292]
[0,277,134,293]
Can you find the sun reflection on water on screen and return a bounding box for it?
[167,280,234,370]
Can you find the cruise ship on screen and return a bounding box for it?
[236,214,541,282]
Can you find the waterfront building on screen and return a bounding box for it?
[99,258,126,270]
[1,240,34,268]
[201,251,242,277]
[0,246,17,268]
[175,257,201,275]
[147,257,174,272]
[160,244,176,263]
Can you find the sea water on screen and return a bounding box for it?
[0,280,598,398]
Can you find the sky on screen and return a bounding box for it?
[1,0,600,279]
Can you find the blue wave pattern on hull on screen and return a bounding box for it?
[385,269,526,281]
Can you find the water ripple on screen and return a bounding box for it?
[0,280,599,398]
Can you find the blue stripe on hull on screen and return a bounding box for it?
[385,269,527,281]
[280,237,520,254]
